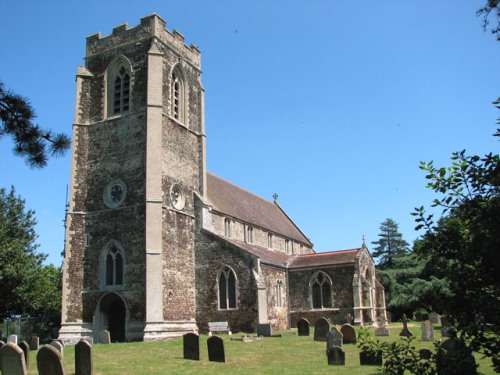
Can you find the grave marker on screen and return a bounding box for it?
[7,334,18,345]
[207,336,225,363]
[29,336,39,351]
[327,346,345,365]
[183,333,200,361]
[100,330,111,344]
[51,341,64,356]
[0,342,27,375]
[19,341,29,369]
[75,339,93,375]
[399,314,413,337]
[421,320,434,342]
[296,318,310,336]
[340,324,356,344]
[256,323,272,337]
[326,329,343,350]
[428,312,441,325]
[313,317,330,342]
[37,345,65,375]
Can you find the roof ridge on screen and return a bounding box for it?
[297,248,360,257]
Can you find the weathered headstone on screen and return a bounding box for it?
[421,320,434,342]
[375,326,390,336]
[326,329,343,350]
[207,336,225,363]
[327,346,345,365]
[75,339,92,375]
[296,318,310,336]
[183,333,199,361]
[7,334,18,345]
[29,336,39,351]
[19,341,29,369]
[256,323,272,337]
[386,311,392,324]
[0,342,27,375]
[419,348,432,360]
[436,337,477,374]
[340,324,356,344]
[359,349,383,366]
[399,314,413,337]
[314,317,330,342]
[51,340,64,356]
[37,345,65,375]
[428,312,441,325]
[99,330,110,344]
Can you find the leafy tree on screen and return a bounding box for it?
[413,101,500,371]
[0,186,61,322]
[371,218,410,269]
[0,80,70,168]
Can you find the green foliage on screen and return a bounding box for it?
[371,218,410,269]
[0,80,70,168]
[0,186,61,322]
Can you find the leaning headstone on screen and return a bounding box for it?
[183,333,199,361]
[419,348,432,360]
[296,318,310,336]
[19,341,29,369]
[0,342,27,375]
[7,334,18,345]
[99,330,110,344]
[326,329,343,351]
[256,323,272,337]
[29,336,39,351]
[207,336,225,363]
[360,349,383,366]
[51,340,64,356]
[75,339,92,375]
[314,317,330,342]
[421,320,434,342]
[399,314,413,337]
[37,345,65,375]
[340,324,356,344]
[436,337,477,375]
[327,346,345,365]
[428,312,441,325]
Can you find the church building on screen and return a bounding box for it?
[59,14,386,343]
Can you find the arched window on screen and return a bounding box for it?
[106,56,132,117]
[171,65,185,122]
[310,271,333,309]
[218,266,237,309]
[275,280,283,307]
[224,218,231,237]
[100,241,125,287]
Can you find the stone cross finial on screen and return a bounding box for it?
[273,193,278,201]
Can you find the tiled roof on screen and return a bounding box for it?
[288,248,360,269]
[206,172,312,246]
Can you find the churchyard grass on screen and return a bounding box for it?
[26,324,496,374]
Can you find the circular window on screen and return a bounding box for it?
[170,184,185,210]
[103,179,127,208]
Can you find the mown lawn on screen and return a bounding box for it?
[26,324,496,374]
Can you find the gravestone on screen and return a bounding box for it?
[100,330,110,344]
[37,345,65,375]
[386,311,392,323]
[29,336,39,351]
[441,325,457,338]
[428,312,441,325]
[327,346,345,365]
[326,329,343,351]
[296,318,310,336]
[256,323,272,337]
[8,334,18,345]
[0,342,27,375]
[399,314,413,337]
[421,320,434,342]
[75,339,92,375]
[313,317,330,342]
[359,350,383,366]
[340,324,356,344]
[436,337,477,374]
[207,336,225,363]
[375,326,390,336]
[19,341,29,369]
[419,348,432,360]
[183,333,199,361]
[51,340,64,356]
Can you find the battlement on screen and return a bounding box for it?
[86,13,200,67]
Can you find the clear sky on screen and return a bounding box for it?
[1,1,499,266]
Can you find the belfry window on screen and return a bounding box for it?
[105,244,124,286]
[171,66,185,122]
[113,66,130,115]
[311,271,332,309]
[218,266,237,309]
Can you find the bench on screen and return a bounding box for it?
[208,321,232,336]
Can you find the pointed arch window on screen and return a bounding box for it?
[275,280,283,307]
[171,66,185,123]
[100,241,126,288]
[106,57,132,117]
[310,271,333,309]
[218,266,237,309]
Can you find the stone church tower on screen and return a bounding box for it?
[59,14,205,342]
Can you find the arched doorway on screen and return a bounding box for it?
[97,293,126,342]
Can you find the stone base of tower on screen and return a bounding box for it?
[58,322,94,345]
[143,320,198,341]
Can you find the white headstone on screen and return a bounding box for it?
[7,335,18,345]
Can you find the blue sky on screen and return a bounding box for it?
[1,1,499,266]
